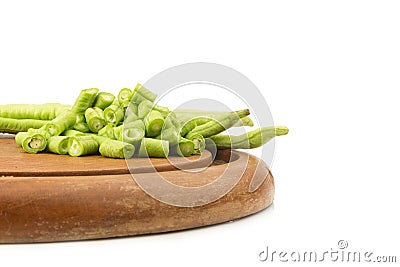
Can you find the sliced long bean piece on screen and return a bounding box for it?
[131,83,157,104]
[98,124,116,139]
[71,88,99,113]
[0,103,69,120]
[15,132,29,146]
[99,139,135,159]
[21,128,49,154]
[68,136,99,157]
[0,118,48,134]
[186,109,250,139]
[74,114,90,133]
[45,110,77,136]
[209,126,289,149]
[62,129,88,136]
[137,99,153,119]
[118,88,133,107]
[156,127,180,146]
[85,107,105,133]
[93,92,115,109]
[47,136,70,155]
[104,104,124,125]
[122,120,145,143]
[144,110,164,137]
[173,137,194,157]
[187,133,205,155]
[138,138,169,158]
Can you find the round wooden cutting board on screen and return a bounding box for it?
[0,134,274,244]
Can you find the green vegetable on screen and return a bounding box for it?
[71,88,99,113]
[209,126,289,149]
[0,103,69,120]
[0,118,48,134]
[93,92,115,109]
[156,127,180,146]
[62,129,88,136]
[84,107,105,133]
[15,132,29,146]
[137,99,153,119]
[144,110,164,137]
[138,138,169,158]
[21,128,49,154]
[68,136,99,157]
[122,120,145,143]
[44,110,77,136]
[186,109,250,139]
[73,114,90,133]
[118,88,133,107]
[47,136,70,155]
[187,133,205,155]
[98,124,116,139]
[173,137,195,157]
[131,83,157,104]
[99,139,135,159]
[113,125,123,141]
[232,115,254,127]
[179,119,197,137]
[104,103,124,125]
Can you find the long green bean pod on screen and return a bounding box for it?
[104,103,124,125]
[93,92,115,109]
[144,110,164,137]
[68,136,99,157]
[179,119,197,137]
[45,110,77,136]
[85,107,105,133]
[175,109,253,128]
[47,136,70,155]
[71,88,99,113]
[99,139,135,159]
[209,126,289,149]
[138,138,169,158]
[172,137,195,157]
[186,109,250,140]
[0,118,48,134]
[0,103,69,120]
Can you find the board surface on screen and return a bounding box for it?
[0,136,274,243]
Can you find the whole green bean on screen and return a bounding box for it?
[0,118,48,134]
[186,109,250,140]
[209,126,289,149]
[0,103,69,120]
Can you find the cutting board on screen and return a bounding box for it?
[0,134,274,243]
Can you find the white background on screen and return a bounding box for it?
[1,1,399,266]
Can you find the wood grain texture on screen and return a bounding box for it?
[0,138,274,243]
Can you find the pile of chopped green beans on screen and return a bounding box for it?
[0,83,289,159]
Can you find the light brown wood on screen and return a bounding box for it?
[0,136,274,243]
